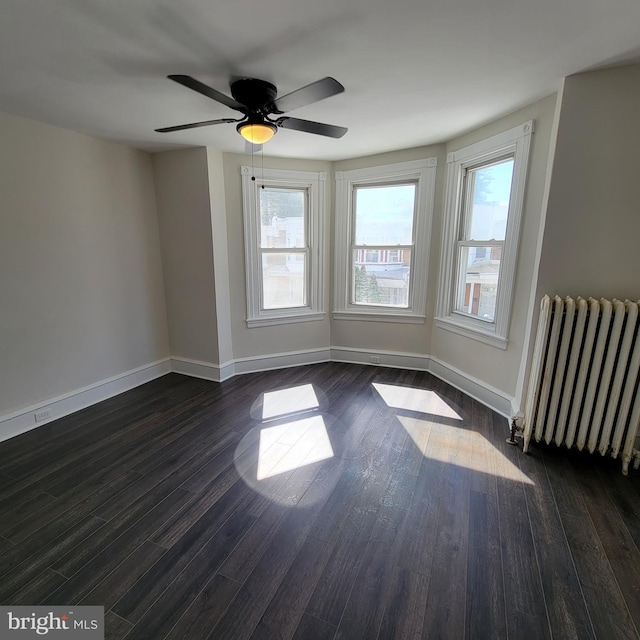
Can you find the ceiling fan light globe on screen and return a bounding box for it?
[238,122,277,144]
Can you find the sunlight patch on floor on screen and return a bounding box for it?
[262,384,320,420]
[257,415,334,480]
[397,416,533,485]
[372,383,462,420]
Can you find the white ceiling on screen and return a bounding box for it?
[2,0,640,161]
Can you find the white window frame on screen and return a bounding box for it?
[333,158,437,323]
[242,166,325,327]
[435,121,534,348]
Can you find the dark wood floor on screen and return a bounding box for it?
[1,363,640,639]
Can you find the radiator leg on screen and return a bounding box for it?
[622,455,630,476]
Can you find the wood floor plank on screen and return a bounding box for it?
[4,568,68,606]
[420,427,471,640]
[45,489,192,604]
[601,463,640,553]
[465,489,507,640]
[150,470,249,549]
[304,521,371,627]
[333,520,399,640]
[249,535,334,640]
[79,540,167,610]
[543,449,640,640]
[217,503,291,584]
[0,515,107,602]
[568,452,640,634]
[562,511,640,640]
[377,567,429,640]
[291,614,337,640]
[208,510,321,640]
[0,486,56,522]
[104,611,132,640]
[1,363,638,640]
[517,445,596,640]
[1,469,140,543]
[493,416,551,640]
[124,510,256,640]
[51,483,193,578]
[112,483,255,623]
[0,535,14,555]
[163,574,242,640]
[93,430,240,522]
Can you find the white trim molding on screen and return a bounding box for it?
[233,348,331,375]
[0,358,171,443]
[330,346,431,370]
[171,349,331,381]
[171,356,236,383]
[241,166,326,328]
[436,121,534,346]
[333,158,437,322]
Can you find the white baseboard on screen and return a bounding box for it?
[233,348,331,375]
[0,346,513,445]
[0,358,172,444]
[170,348,331,383]
[330,346,430,371]
[427,356,513,420]
[331,346,512,420]
[170,357,235,383]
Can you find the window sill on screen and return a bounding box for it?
[246,312,325,328]
[333,311,426,324]
[434,316,508,349]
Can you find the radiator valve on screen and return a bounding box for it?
[506,416,521,446]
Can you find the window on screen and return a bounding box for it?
[334,158,437,322]
[242,166,325,327]
[436,121,533,348]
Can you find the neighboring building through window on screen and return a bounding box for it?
[334,158,437,323]
[242,166,326,327]
[436,121,533,348]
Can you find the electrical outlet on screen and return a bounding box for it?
[370,355,381,364]
[34,408,51,422]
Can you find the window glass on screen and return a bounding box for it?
[260,188,306,248]
[352,249,412,307]
[354,184,415,245]
[466,160,513,241]
[262,253,306,309]
[455,246,502,321]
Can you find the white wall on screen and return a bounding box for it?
[0,111,169,417]
[536,65,640,301]
[153,148,220,364]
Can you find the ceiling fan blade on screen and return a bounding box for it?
[272,77,344,114]
[276,117,347,138]
[155,118,240,133]
[168,75,245,112]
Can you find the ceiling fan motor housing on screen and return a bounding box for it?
[230,78,277,114]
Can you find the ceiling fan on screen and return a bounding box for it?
[155,75,348,144]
